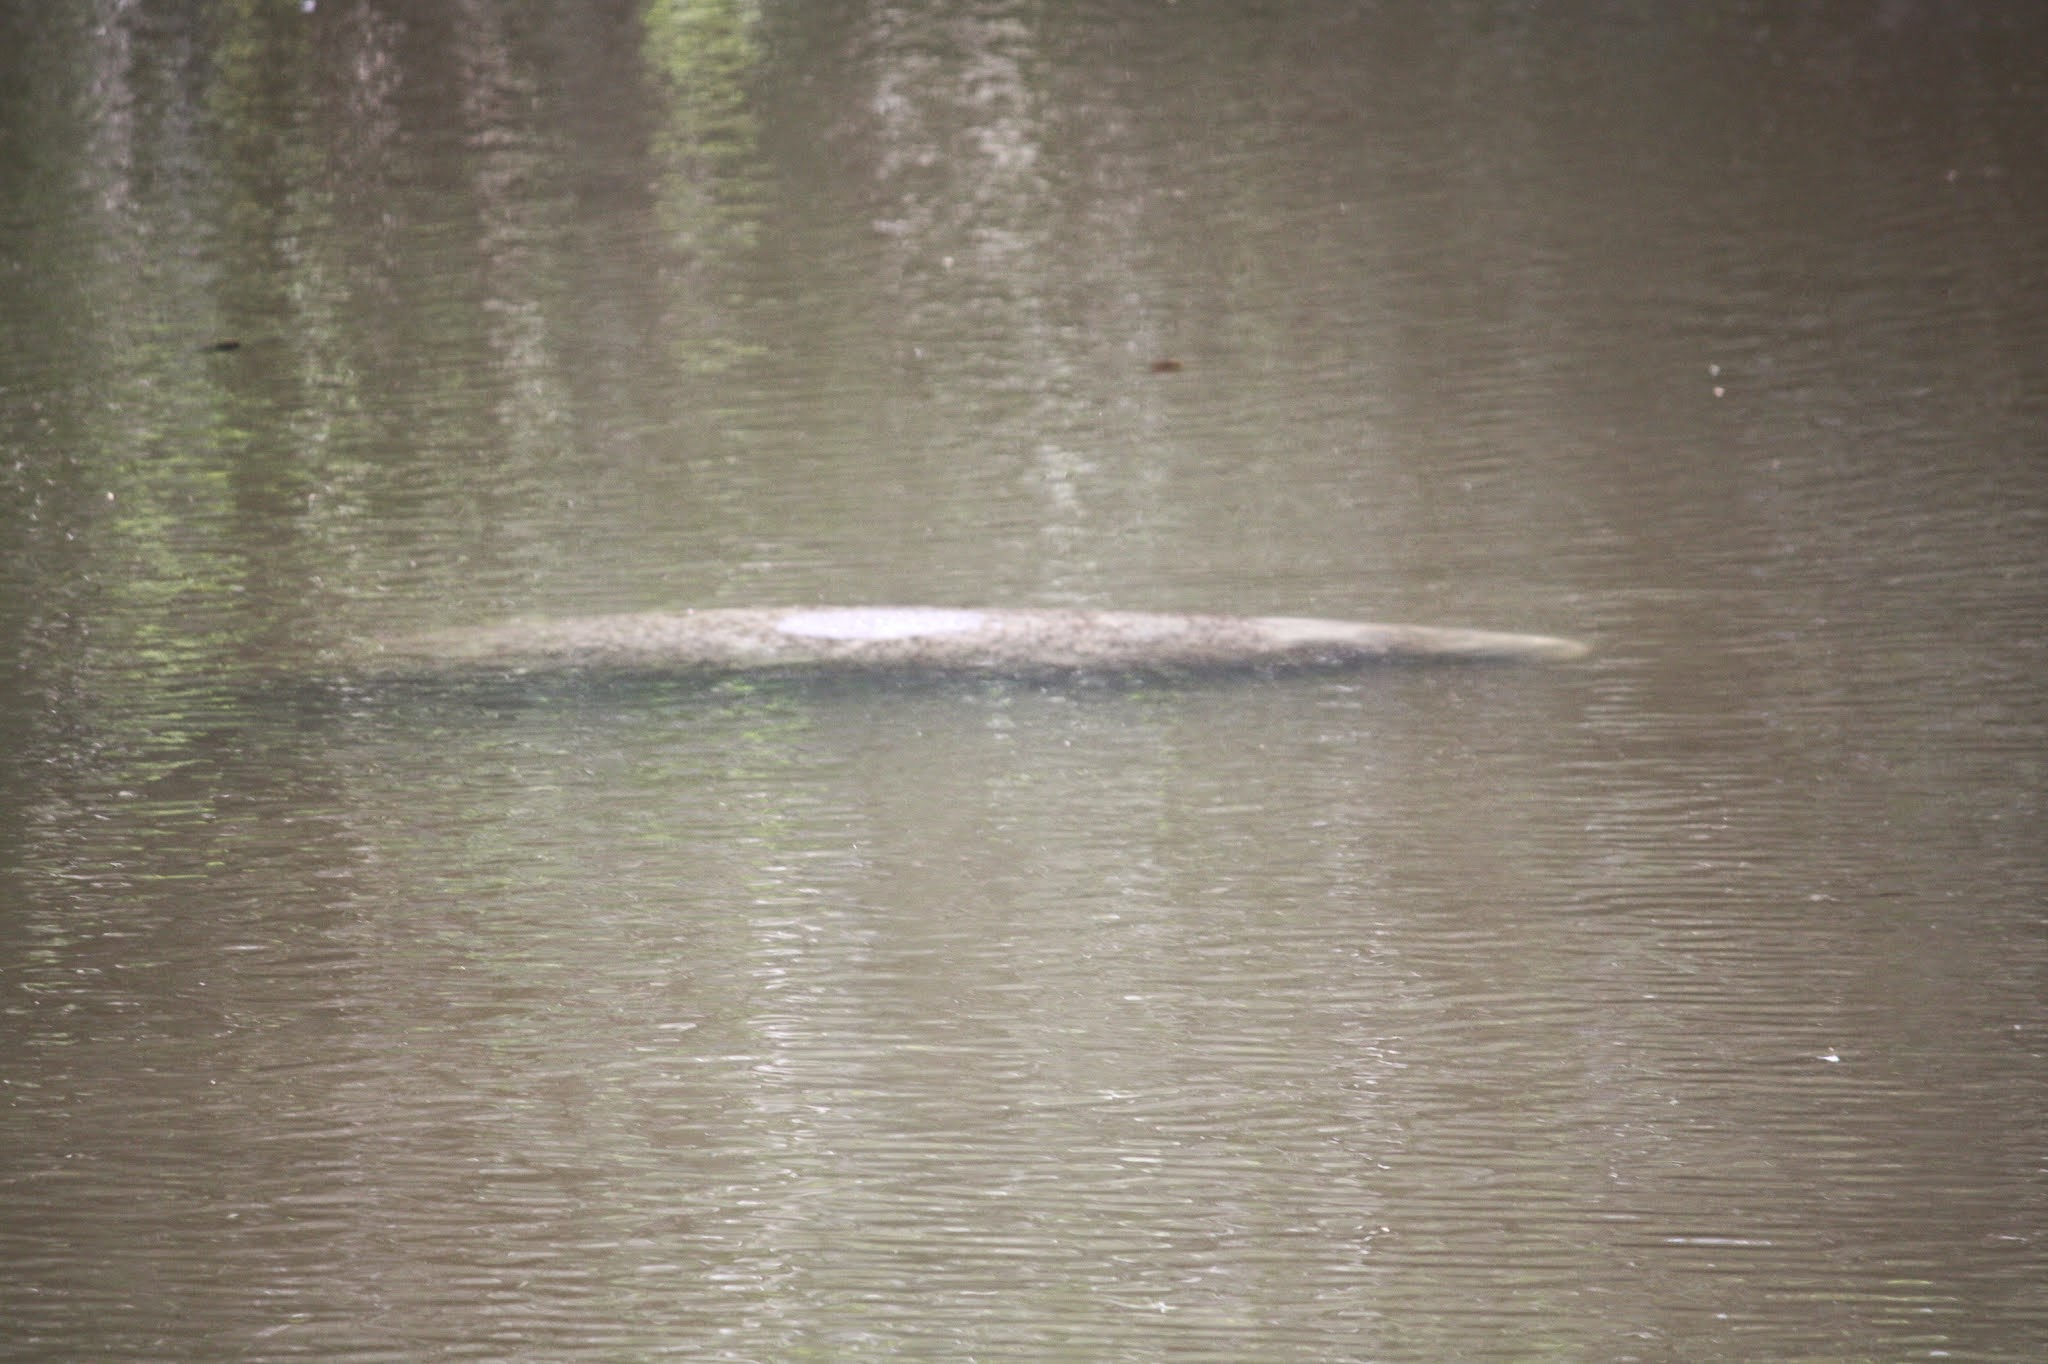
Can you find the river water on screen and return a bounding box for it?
[2,2,2043,1359]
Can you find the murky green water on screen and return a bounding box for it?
[3,3,2043,1359]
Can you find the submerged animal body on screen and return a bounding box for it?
[352,606,1588,679]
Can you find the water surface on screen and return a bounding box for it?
[2,2,2043,1359]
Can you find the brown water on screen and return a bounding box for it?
[3,2,2044,1359]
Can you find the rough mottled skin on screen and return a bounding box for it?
[348,606,1588,679]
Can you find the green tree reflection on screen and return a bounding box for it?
[643,0,771,373]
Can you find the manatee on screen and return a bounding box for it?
[347,606,1587,680]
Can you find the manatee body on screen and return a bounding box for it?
[351,606,1587,679]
